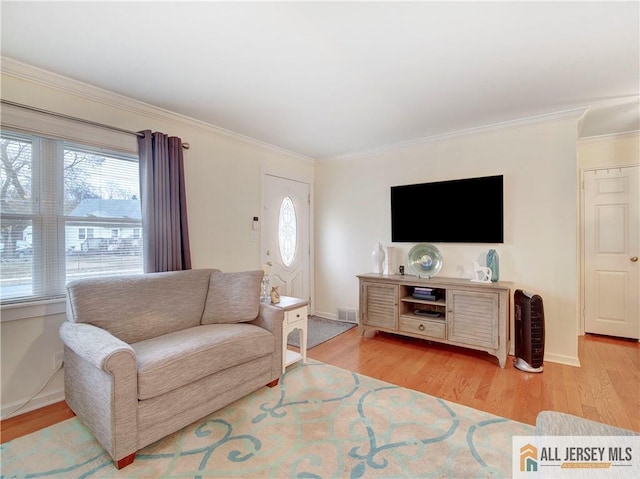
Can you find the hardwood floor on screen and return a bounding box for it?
[1,399,75,443]
[308,328,639,432]
[1,328,638,444]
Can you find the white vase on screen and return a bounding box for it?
[372,242,385,274]
[383,246,394,275]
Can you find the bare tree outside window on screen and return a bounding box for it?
[0,137,32,260]
[63,149,104,211]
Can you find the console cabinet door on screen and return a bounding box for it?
[361,282,398,330]
[447,289,499,349]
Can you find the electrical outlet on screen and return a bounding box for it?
[53,351,64,371]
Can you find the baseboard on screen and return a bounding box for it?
[542,352,581,368]
[313,311,338,321]
[1,387,65,420]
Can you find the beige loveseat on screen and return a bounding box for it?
[59,268,283,469]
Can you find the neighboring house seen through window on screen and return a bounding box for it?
[1,130,143,304]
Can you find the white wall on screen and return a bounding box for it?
[0,60,314,418]
[578,132,639,170]
[314,115,583,366]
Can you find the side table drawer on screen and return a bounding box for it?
[285,306,308,326]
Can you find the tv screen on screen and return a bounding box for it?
[391,175,504,243]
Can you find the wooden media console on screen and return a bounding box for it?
[358,273,511,367]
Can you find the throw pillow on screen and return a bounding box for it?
[201,270,264,324]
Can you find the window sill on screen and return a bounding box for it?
[0,298,66,322]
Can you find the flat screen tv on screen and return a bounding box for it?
[391,175,504,243]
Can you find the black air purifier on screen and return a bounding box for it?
[514,289,545,373]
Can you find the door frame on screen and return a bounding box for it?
[260,167,314,313]
[579,164,639,337]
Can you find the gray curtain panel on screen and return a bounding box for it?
[137,130,192,273]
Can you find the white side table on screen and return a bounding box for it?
[273,296,308,373]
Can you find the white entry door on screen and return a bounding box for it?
[262,174,310,302]
[584,166,639,339]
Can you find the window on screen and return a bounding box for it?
[1,131,142,304]
[278,196,297,267]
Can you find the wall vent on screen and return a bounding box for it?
[338,308,358,323]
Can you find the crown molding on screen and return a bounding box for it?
[321,107,590,163]
[0,57,315,164]
[578,130,640,143]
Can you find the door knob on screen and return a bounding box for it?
[632,256,639,262]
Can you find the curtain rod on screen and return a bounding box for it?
[0,99,190,149]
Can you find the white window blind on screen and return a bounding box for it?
[1,130,143,304]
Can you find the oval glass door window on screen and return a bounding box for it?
[278,196,297,267]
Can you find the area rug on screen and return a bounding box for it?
[287,316,357,349]
[0,360,533,478]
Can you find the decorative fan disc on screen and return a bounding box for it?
[407,243,443,277]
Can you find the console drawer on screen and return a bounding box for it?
[400,316,446,339]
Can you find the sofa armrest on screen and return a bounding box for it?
[250,303,285,380]
[60,322,135,371]
[59,322,138,462]
[252,302,284,333]
[536,411,639,436]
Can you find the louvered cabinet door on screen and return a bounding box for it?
[447,289,499,349]
[361,281,398,330]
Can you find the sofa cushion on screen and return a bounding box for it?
[132,323,274,400]
[201,270,264,324]
[66,269,216,344]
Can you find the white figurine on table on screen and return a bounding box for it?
[470,261,492,283]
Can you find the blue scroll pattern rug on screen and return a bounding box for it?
[1,360,534,478]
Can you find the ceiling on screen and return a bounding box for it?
[1,1,639,160]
